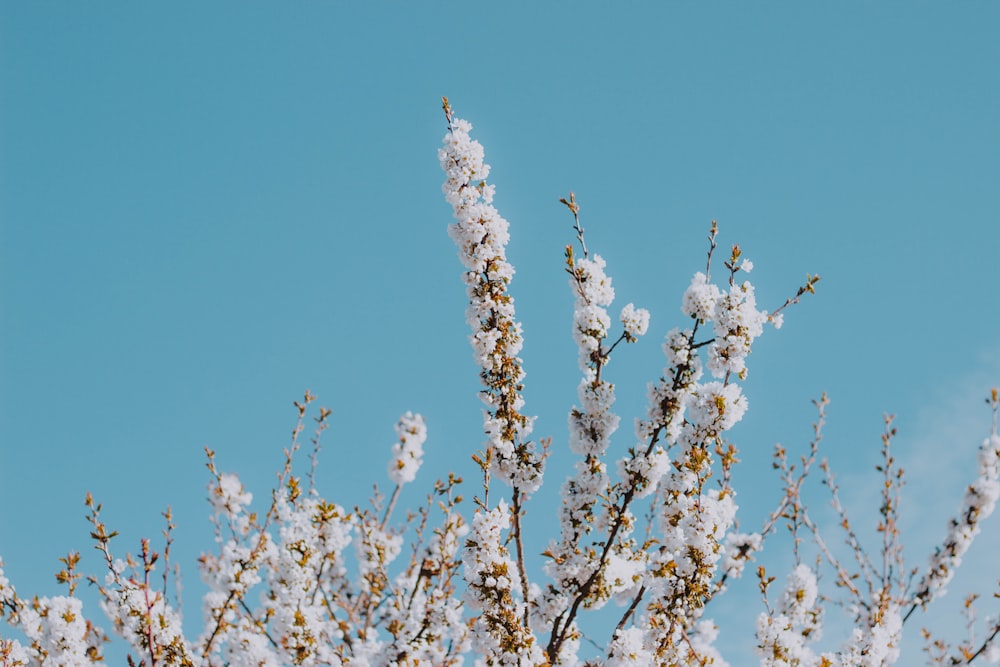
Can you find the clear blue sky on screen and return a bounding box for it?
[1,3,998,663]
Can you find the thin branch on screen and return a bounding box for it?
[559,192,587,258]
[381,484,402,529]
[612,585,647,638]
[510,490,532,633]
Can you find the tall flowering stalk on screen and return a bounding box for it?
[439,97,545,665]
[538,196,651,665]
[439,97,544,496]
[633,238,771,663]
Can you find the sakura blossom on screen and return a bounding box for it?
[0,101,996,667]
[386,411,427,486]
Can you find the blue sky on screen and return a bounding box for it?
[1,3,998,663]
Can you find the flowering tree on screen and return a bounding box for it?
[1,99,998,667]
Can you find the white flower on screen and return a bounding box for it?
[620,303,650,340]
[779,564,819,624]
[574,304,611,352]
[681,272,720,321]
[575,255,615,307]
[687,381,748,432]
[607,627,652,667]
[209,472,253,516]
[387,411,426,486]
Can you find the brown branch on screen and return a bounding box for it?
[510,490,532,633]
[612,585,647,639]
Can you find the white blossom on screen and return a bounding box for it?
[387,411,426,486]
[915,433,1000,605]
[209,472,253,517]
[681,272,720,321]
[440,103,543,495]
[619,302,650,340]
[607,627,652,667]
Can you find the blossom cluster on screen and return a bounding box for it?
[439,97,543,496]
[0,403,468,667]
[629,243,769,663]
[755,564,823,666]
[0,573,104,667]
[754,546,907,666]
[387,412,427,486]
[463,500,545,665]
[914,431,1000,606]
